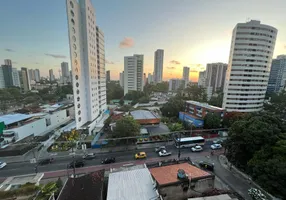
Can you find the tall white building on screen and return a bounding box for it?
[34,69,40,82]
[223,20,277,112]
[168,78,185,91]
[66,0,106,133]
[49,69,55,82]
[154,49,164,83]
[267,55,286,93]
[148,73,153,84]
[124,54,144,95]
[119,71,124,88]
[28,69,35,82]
[12,68,21,87]
[205,63,227,92]
[4,59,12,66]
[0,67,5,89]
[182,66,190,87]
[61,62,70,84]
[198,71,206,87]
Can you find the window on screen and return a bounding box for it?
[72,36,76,42]
[71,19,75,25]
[76,82,79,87]
[78,117,81,122]
[76,89,79,94]
[77,104,81,108]
[78,111,81,115]
[77,97,80,101]
[75,75,79,80]
[73,52,77,57]
[70,10,74,17]
[73,44,76,50]
[70,1,74,8]
[74,60,78,65]
[72,27,75,34]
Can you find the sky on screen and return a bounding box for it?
[0,0,286,82]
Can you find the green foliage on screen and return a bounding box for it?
[160,96,184,118]
[208,90,223,107]
[113,116,140,138]
[223,112,249,128]
[204,113,221,129]
[117,105,132,112]
[183,85,207,102]
[0,182,39,199]
[138,96,150,103]
[143,82,169,95]
[106,81,124,103]
[264,91,286,119]
[119,99,124,106]
[168,122,184,132]
[124,91,146,101]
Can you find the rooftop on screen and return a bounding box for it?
[130,110,158,120]
[189,194,238,200]
[58,170,105,200]
[186,100,224,111]
[0,114,32,126]
[107,168,159,200]
[149,163,211,185]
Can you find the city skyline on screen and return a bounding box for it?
[0,0,286,81]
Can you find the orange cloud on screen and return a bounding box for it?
[119,37,134,48]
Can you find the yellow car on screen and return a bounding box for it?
[135,152,147,159]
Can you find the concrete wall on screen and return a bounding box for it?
[158,177,214,200]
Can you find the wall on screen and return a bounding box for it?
[45,110,70,130]
[158,177,214,200]
[179,112,204,128]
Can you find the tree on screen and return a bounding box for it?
[223,112,249,128]
[113,116,140,138]
[119,99,124,106]
[160,96,184,118]
[106,81,124,103]
[208,90,223,107]
[204,113,221,129]
[168,123,184,132]
[183,85,207,102]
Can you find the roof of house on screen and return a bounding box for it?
[189,194,238,200]
[130,110,158,120]
[0,114,32,125]
[149,163,211,185]
[186,100,224,111]
[58,170,105,200]
[107,168,159,200]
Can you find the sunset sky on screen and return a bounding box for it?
[0,0,285,82]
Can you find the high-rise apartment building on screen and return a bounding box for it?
[154,49,164,83]
[148,73,153,84]
[66,0,106,132]
[143,73,146,86]
[4,59,12,66]
[182,66,190,87]
[119,71,124,88]
[168,79,185,91]
[267,55,286,93]
[223,20,277,112]
[20,67,30,92]
[205,63,227,92]
[49,69,55,82]
[124,54,144,95]
[0,67,5,89]
[28,69,35,82]
[96,26,107,113]
[61,62,69,77]
[12,68,21,87]
[1,65,13,87]
[34,69,40,82]
[198,71,206,87]
[106,70,110,82]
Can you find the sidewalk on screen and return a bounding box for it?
[218,155,278,200]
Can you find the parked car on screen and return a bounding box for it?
[191,145,203,152]
[211,144,222,150]
[0,161,7,169]
[38,158,54,166]
[68,160,85,168]
[158,149,172,157]
[135,152,147,159]
[199,161,214,171]
[213,138,226,145]
[155,146,166,152]
[101,157,115,164]
[82,153,96,160]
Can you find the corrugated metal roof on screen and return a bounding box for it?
[130,110,158,120]
[0,114,32,125]
[107,168,159,200]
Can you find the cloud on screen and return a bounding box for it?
[170,60,181,65]
[105,60,114,64]
[4,48,15,52]
[119,37,134,48]
[12,61,18,64]
[45,53,67,59]
[190,70,198,73]
[167,66,176,69]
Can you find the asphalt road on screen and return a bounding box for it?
[0,143,215,178]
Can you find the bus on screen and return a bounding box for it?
[174,136,205,148]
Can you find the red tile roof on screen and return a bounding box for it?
[149,163,211,185]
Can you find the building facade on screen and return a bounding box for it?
[34,69,40,82]
[168,78,185,91]
[182,66,190,87]
[198,71,206,87]
[4,59,12,66]
[1,65,13,87]
[12,68,21,87]
[223,20,277,112]
[61,62,70,84]
[106,70,110,82]
[147,73,153,84]
[124,54,144,95]
[0,67,5,88]
[49,69,55,82]
[119,71,124,88]
[205,63,227,92]
[28,69,35,82]
[66,0,106,133]
[267,55,286,93]
[154,49,164,83]
[20,67,30,92]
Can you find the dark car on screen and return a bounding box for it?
[68,160,85,168]
[101,157,115,164]
[199,161,214,171]
[38,158,54,166]
[82,153,96,160]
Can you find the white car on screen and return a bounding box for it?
[0,161,7,169]
[191,146,203,152]
[211,144,222,150]
[158,149,171,157]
